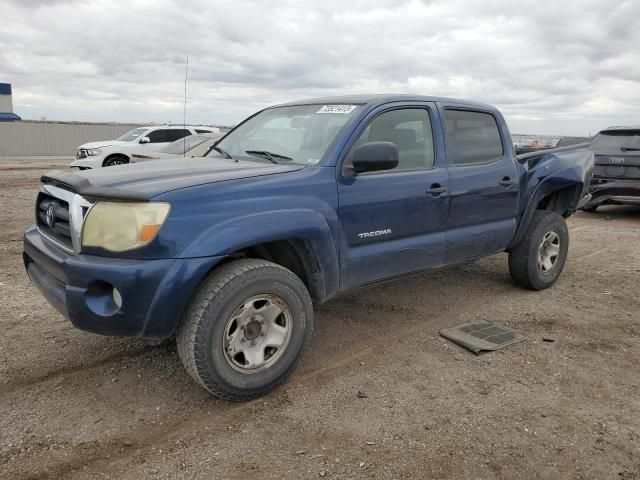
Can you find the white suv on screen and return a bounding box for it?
[71,125,220,169]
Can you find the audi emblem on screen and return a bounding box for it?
[609,157,625,164]
[45,205,56,228]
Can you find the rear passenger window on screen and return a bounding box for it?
[165,129,191,142]
[350,108,435,171]
[445,110,504,165]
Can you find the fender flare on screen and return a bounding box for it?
[508,171,583,250]
[179,209,340,301]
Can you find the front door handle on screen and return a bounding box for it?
[499,177,515,187]
[426,184,447,196]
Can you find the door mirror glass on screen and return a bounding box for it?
[139,137,150,144]
[351,141,399,173]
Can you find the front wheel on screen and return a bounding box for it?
[508,211,569,290]
[103,155,128,167]
[176,259,314,401]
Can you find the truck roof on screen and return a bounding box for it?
[601,126,640,132]
[274,94,497,111]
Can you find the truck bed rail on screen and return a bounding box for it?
[516,142,591,163]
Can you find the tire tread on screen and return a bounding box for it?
[508,210,568,291]
[176,259,313,401]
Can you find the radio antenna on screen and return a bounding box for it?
[183,55,189,157]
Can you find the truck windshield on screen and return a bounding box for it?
[211,104,362,165]
[591,130,640,151]
[116,128,149,142]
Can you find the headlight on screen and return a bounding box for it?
[82,202,170,252]
[86,148,102,156]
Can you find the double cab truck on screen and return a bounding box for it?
[24,95,594,401]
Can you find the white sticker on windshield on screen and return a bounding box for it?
[317,105,357,114]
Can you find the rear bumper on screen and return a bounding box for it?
[587,179,640,207]
[23,226,224,338]
[576,193,592,210]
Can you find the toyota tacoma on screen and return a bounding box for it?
[24,95,594,401]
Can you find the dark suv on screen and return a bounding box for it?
[584,127,640,211]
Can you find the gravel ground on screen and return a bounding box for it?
[1,158,639,480]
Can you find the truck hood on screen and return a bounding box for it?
[43,157,305,201]
[78,140,130,149]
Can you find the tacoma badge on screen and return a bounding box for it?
[358,229,392,239]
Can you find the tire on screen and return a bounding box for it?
[508,211,569,291]
[103,155,128,167]
[176,259,314,401]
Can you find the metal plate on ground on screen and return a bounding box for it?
[440,320,526,354]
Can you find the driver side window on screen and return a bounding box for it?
[348,108,435,171]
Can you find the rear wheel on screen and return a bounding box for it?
[508,211,569,290]
[176,259,314,401]
[103,155,128,167]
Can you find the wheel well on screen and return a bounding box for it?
[225,239,324,302]
[103,154,129,166]
[536,184,582,217]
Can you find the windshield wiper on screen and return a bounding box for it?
[209,146,232,159]
[245,150,293,164]
[620,147,640,152]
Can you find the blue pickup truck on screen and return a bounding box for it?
[24,95,594,400]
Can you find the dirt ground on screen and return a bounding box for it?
[1,158,639,480]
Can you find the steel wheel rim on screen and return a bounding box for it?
[222,294,293,374]
[537,231,560,273]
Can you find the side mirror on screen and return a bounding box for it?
[139,137,150,144]
[351,141,399,174]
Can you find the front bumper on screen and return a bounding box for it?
[23,226,224,338]
[587,179,640,207]
[70,156,104,169]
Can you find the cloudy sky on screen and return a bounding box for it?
[1,0,638,135]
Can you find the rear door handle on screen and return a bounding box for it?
[426,184,447,196]
[499,177,515,187]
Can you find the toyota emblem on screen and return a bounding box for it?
[45,205,56,228]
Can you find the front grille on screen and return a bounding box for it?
[594,165,640,179]
[36,192,73,250]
